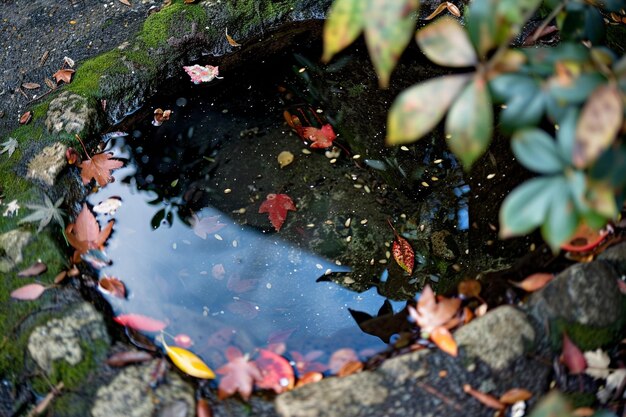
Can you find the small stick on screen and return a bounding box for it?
[416,381,462,411]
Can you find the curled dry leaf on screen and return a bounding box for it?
[106,350,153,367]
[152,108,172,126]
[63,56,75,67]
[19,111,32,125]
[44,77,57,90]
[98,277,126,298]
[11,283,47,300]
[22,82,41,90]
[510,273,554,292]
[425,2,461,20]
[499,388,533,404]
[18,261,47,277]
[52,68,75,84]
[430,326,458,356]
[463,384,505,410]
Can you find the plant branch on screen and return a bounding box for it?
[74,134,91,160]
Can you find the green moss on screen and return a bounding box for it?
[139,1,208,48]
[563,392,596,409]
[226,0,295,33]
[67,49,126,98]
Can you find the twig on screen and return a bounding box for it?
[26,88,57,106]
[416,381,463,411]
[531,2,565,44]
[27,381,64,417]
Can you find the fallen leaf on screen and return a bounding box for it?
[54,271,67,284]
[328,348,359,374]
[98,277,126,298]
[106,350,153,367]
[254,349,295,394]
[190,214,227,239]
[217,347,262,400]
[572,407,596,417]
[388,220,414,274]
[114,313,167,332]
[259,193,296,232]
[44,77,56,90]
[561,332,587,374]
[430,326,458,356]
[425,2,461,20]
[510,273,554,292]
[560,223,609,253]
[65,204,114,261]
[183,64,223,84]
[206,326,237,348]
[79,152,124,187]
[119,0,131,6]
[18,261,47,277]
[0,137,18,158]
[303,124,336,148]
[226,299,259,319]
[290,350,327,374]
[277,151,294,168]
[22,82,40,90]
[11,283,47,300]
[19,194,65,232]
[163,339,215,379]
[196,399,212,417]
[583,349,610,379]
[93,197,122,215]
[499,388,533,404]
[65,147,81,165]
[337,361,363,377]
[52,68,75,84]
[458,279,481,298]
[463,384,505,410]
[408,285,461,334]
[63,56,75,67]
[19,111,32,124]
[296,371,324,387]
[227,274,259,293]
[225,28,241,47]
[152,108,172,126]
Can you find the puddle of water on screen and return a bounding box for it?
[89,48,472,373]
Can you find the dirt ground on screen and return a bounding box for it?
[0,0,156,140]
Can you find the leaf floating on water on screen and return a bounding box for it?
[217,347,262,400]
[66,204,114,262]
[106,350,153,367]
[430,326,458,356]
[174,334,193,348]
[98,277,126,298]
[11,283,47,300]
[225,28,241,47]
[510,272,554,292]
[163,340,215,379]
[17,261,47,277]
[79,152,124,187]
[254,349,295,394]
[114,313,167,332]
[190,214,227,239]
[259,193,296,232]
[152,108,172,127]
[408,285,461,334]
[561,333,587,374]
[211,263,226,280]
[183,64,223,84]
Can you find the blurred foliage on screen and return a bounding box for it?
[323,0,626,250]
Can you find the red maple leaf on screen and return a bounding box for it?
[217,347,263,400]
[190,213,227,239]
[79,152,124,187]
[258,193,296,232]
[65,203,114,262]
[303,124,336,148]
[254,349,295,394]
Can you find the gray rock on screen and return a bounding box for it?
[0,229,31,272]
[91,361,194,417]
[28,303,109,373]
[45,91,98,135]
[26,142,68,186]
[528,261,623,328]
[598,242,626,276]
[455,306,535,371]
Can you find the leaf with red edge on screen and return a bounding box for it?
[560,223,609,252]
[254,349,295,394]
[430,326,458,356]
[408,285,461,334]
[392,235,414,274]
[561,333,587,374]
[217,347,263,400]
[510,273,554,292]
[79,152,124,187]
[18,261,47,277]
[463,384,505,410]
[328,348,359,374]
[65,204,114,262]
[11,283,47,300]
[259,193,296,232]
[98,277,126,298]
[190,213,227,239]
[303,124,337,149]
[114,313,167,332]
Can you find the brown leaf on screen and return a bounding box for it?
[11,283,47,300]
[106,350,153,367]
[458,279,481,298]
[65,203,114,261]
[499,388,533,404]
[18,261,47,277]
[52,68,75,84]
[226,28,241,47]
[510,273,554,292]
[337,361,363,377]
[295,371,324,387]
[118,0,131,6]
[19,111,32,125]
[463,384,505,410]
[22,82,41,90]
[98,277,126,298]
[44,77,57,90]
[430,326,458,356]
[79,152,124,186]
[425,2,459,20]
[408,285,461,333]
[38,50,50,67]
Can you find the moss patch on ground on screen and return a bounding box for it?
[225,0,297,33]
[139,0,209,48]
[67,49,127,98]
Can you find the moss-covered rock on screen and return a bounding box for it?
[26,142,68,186]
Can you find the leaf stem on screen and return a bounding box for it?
[75,134,92,160]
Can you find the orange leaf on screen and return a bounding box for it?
[430,326,458,356]
[196,399,212,417]
[303,124,337,149]
[79,152,124,187]
[463,384,505,410]
[499,388,533,404]
[19,111,32,125]
[65,204,114,261]
[458,279,481,298]
[225,28,241,47]
[98,277,126,298]
[52,68,75,84]
[408,285,461,333]
[295,371,323,387]
[510,273,554,292]
[338,361,363,377]
[328,348,359,374]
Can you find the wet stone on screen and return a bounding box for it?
[0,229,31,272]
[91,361,194,417]
[598,241,626,276]
[454,306,535,371]
[45,91,98,135]
[27,303,109,373]
[26,142,68,186]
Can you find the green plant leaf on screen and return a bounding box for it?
[548,73,605,105]
[527,391,573,417]
[18,194,65,232]
[556,108,578,165]
[501,89,545,132]
[322,0,366,63]
[445,76,493,169]
[573,84,623,168]
[416,16,477,67]
[386,74,470,145]
[512,129,566,174]
[542,177,578,250]
[499,176,561,238]
[466,0,500,57]
[364,0,419,88]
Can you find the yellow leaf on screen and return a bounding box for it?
[164,340,215,379]
[225,28,241,47]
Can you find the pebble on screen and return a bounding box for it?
[224,188,232,194]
